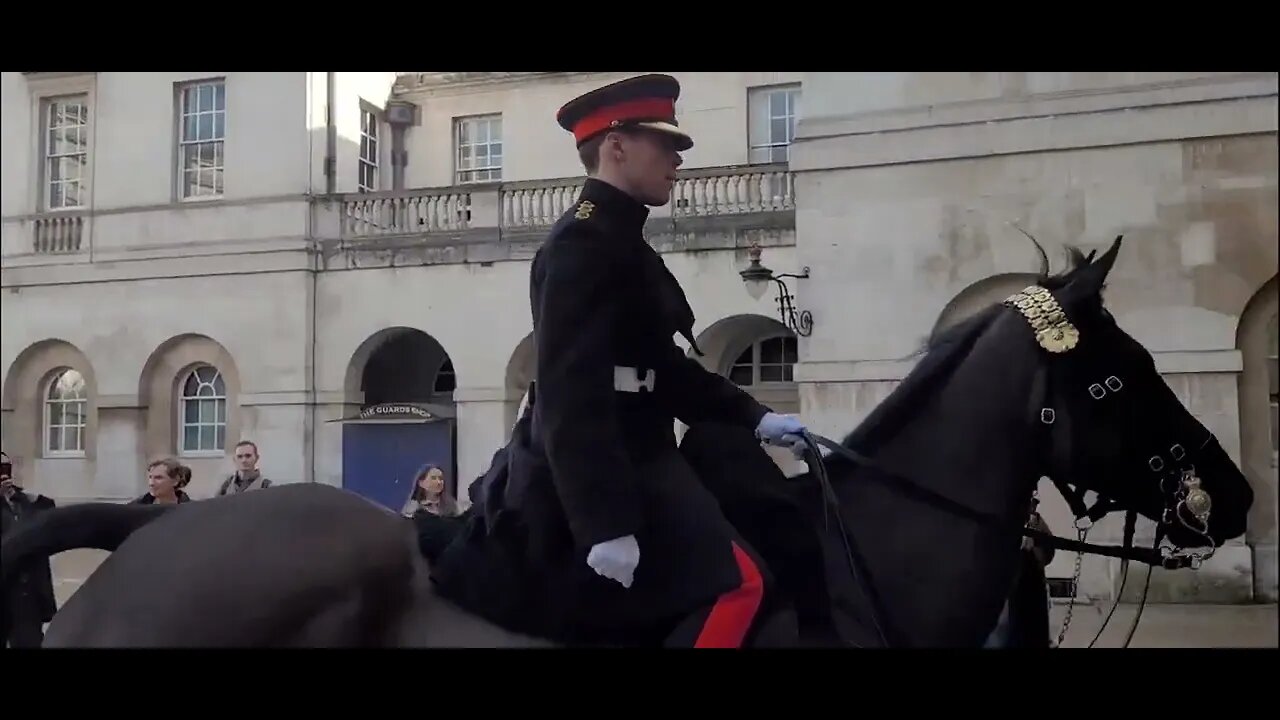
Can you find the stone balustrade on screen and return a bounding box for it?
[338,162,793,240]
[31,211,87,254]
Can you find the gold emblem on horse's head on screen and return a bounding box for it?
[1036,324,1079,353]
[1004,284,1082,354]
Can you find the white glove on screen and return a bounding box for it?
[586,534,641,588]
[756,412,808,460]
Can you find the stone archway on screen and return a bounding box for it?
[1236,274,1278,601]
[0,339,97,497]
[931,271,1040,341]
[503,331,535,434]
[344,327,456,410]
[342,327,458,500]
[136,333,242,498]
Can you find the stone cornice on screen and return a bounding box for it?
[392,71,601,94]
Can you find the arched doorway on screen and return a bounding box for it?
[340,327,458,512]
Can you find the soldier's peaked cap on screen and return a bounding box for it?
[556,73,693,152]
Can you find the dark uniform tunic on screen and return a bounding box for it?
[431,178,776,645]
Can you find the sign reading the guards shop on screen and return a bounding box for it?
[358,403,434,420]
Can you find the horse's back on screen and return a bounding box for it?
[45,483,418,647]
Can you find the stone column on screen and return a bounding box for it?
[452,386,521,507]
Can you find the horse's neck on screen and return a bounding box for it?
[844,319,1043,518]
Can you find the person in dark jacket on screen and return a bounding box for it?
[430,74,809,648]
[130,458,192,505]
[1,453,59,648]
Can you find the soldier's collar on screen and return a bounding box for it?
[579,178,650,229]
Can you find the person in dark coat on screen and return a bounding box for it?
[1,453,59,648]
[430,74,810,648]
[130,458,193,505]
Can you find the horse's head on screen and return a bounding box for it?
[1023,236,1253,558]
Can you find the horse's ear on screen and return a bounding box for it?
[1071,235,1123,296]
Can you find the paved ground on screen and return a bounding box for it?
[1051,599,1277,648]
[46,549,1278,647]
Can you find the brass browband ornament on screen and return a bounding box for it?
[1003,285,1080,353]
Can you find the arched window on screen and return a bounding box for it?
[728,335,797,386]
[45,367,87,455]
[180,365,227,454]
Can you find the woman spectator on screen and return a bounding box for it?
[401,463,459,518]
[131,458,192,505]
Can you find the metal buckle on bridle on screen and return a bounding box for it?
[1104,375,1124,392]
[1088,383,1107,400]
[1040,408,1056,425]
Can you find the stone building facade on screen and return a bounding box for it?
[1,71,1274,604]
[790,72,1277,603]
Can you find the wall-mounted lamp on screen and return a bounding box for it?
[739,243,813,336]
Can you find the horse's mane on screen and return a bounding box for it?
[832,245,1095,457]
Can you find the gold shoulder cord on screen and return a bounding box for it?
[1002,285,1080,353]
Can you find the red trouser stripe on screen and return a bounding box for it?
[693,542,765,648]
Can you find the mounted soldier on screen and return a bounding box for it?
[429,73,811,647]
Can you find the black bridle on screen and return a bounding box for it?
[793,284,1219,648]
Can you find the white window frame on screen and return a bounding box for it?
[177,78,227,201]
[358,105,380,193]
[747,84,800,165]
[178,365,228,457]
[44,368,87,458]
[454,114,502,184]
[41,94,90,211]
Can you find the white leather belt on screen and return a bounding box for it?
[614,366,656,393]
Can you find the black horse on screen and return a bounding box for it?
[0,237,1254,648]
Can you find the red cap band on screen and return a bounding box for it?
[570,97,676,144]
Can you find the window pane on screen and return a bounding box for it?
[183,425,200,451]
[184,87,198,113]
[216,399,226,423]
[770,90,787,117]
[198,84,214,112]
[783,337,798,364]
[182,145,200,172]
[216,424,226,450]
[199,399,217,422]
[65,401,85,427]
[48,402,64,426]
[771,118,789,144]
[65,426,82,452]
[48,426,63,452]
[760,364,784,383]
[760,338,783,364]
[198,114,214,141]
[213,112,225,140]
[214,82,225,111]
[729,366,753,386]
[200,425,216,450]
[184,399,199,423]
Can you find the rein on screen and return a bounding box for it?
[795,283,1219,648]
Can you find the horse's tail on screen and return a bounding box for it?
[0,502,174,589]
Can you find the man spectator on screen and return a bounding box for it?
[1,452,58,648]
[215,440,272,496]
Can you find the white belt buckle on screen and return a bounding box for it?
[614,366,655,393]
